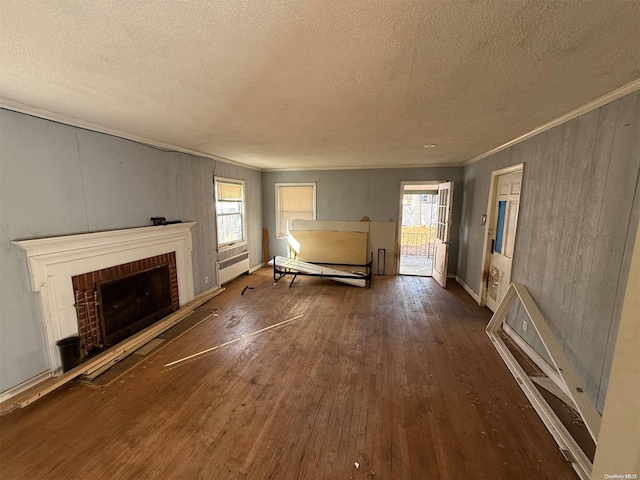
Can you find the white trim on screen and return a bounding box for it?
[275,182,317,239]
[502,323,569,399]
[485,163,525,177]
[398,181,441,275]
[433,181,454,287]
[0,99,261,171]
[215,177,247,251]
[1,290,219,412]
[591,215,640,477]
[479,163,524,307]
[194,285,225,299]
[263,162,460,172]
[486,282,603,479]
[463,79,640,166]
[217,241,247,253]
[249,264,263,274]
[530,376,579,414]
[3,80,638,173]
[455,275,480,304]
[486,283,601,441]
[0,371,51,404]
[487,326,591,480]
[12,223,196,375]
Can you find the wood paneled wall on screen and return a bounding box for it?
[262,167,464,273]
[0,110,263,392]
[457,91,640,411]
[175,153,263,291]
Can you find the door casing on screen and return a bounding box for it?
[396,181,441,275]
[479,163,524,306]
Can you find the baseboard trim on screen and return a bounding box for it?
[249,264,263,274]
[455,275,481,304]
[194,285,225,299]
[0,370,51,405]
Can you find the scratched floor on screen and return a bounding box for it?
[0,268,576,479]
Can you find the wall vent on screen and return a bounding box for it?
[216,251,250,285]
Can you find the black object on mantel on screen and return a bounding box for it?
[151,217,183,226]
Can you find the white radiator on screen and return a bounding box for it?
[216,251,250,285]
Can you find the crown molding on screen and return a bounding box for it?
[0,99,261,171]
[463,78,640,167]
[1,99,455,172]
[262,162,458,172]
[4,78,639,173]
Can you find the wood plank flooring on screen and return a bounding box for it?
[0,269,577,479]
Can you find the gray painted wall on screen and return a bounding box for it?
[0,109,262,392]
[262,168,463,273]
[457,91,640,411]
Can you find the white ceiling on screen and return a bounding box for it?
[1,0,639,171]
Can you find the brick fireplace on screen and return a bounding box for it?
[13,223,196,375]
[72,253,180,352]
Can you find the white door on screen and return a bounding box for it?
[486,170,522,311]
[432,181,453,287]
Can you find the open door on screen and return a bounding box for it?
[485,169,522,311]
[398,182,438,276]
[432,181,453,287]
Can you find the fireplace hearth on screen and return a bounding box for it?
[13,222,196,375]
[72,254,179,351]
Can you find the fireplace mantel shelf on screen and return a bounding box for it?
[13,222,196,375]
[13,223,196,259]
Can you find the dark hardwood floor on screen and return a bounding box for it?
[0,269,577,479]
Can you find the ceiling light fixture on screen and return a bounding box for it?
[423,144,437,148]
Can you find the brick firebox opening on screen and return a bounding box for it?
[71,253,179,352]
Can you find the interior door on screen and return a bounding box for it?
[486,170,522,311]
[432,181,453,287]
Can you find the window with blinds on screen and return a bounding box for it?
[215,177,246,250]
[275,183,316,238]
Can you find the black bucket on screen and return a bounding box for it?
[56,336,81,372]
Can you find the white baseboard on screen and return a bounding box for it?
[0,370,51,404]
[0,286,225,407]
[249,264,263,274]
[194,285,225,299]
[455,275,481,304]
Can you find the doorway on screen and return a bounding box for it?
[480,164,524,310]
[398,183,438,276]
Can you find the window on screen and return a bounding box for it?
[215,177,246,251]
[275,183,316,238]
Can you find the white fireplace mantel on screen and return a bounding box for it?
[13,222,196,375]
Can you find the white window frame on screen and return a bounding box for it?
[215,177,247,252]
[275,183,317,239]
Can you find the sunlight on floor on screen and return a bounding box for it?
[399,255,433,276]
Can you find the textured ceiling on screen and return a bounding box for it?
[1,0,639,170]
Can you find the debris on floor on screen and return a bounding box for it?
[241,285,255,295]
